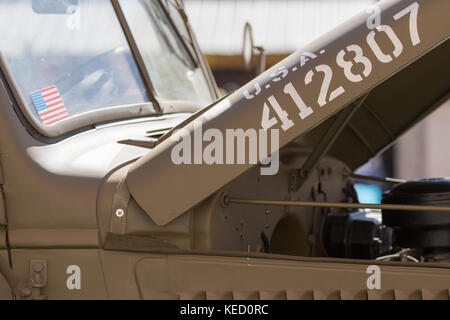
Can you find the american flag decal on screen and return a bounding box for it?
[30,86,69,126]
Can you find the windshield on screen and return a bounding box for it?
[0,0,212,131]
[119,0,212,107]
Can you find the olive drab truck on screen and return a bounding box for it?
[0,0,449,300]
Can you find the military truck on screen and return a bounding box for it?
[0,0,449,300]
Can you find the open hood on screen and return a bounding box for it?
[126,0,450,226]
[303,38,449,171]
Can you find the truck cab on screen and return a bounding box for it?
[0,0,449,300]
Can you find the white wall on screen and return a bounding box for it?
[395,99,450,180]
[184,0,376,55]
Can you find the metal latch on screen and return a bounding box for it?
[28,260,47,300]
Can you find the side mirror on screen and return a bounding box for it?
[242,22,266,75]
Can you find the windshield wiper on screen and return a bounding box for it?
[117,93,231,150]
[117,126,173,149]
[143,0,194,69]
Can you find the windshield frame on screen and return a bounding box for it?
[115,0,216,111]
[0,0,216,139]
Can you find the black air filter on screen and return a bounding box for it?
[382,178,450,251]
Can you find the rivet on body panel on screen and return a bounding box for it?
[115,209,125,218]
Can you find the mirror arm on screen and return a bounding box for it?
[254,46,266,75]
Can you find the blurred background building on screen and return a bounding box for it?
[183,0,450,202]
[184,0,376,90]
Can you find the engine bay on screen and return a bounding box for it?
[98,142,450,264]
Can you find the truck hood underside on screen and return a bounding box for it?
[126,0,450,226]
